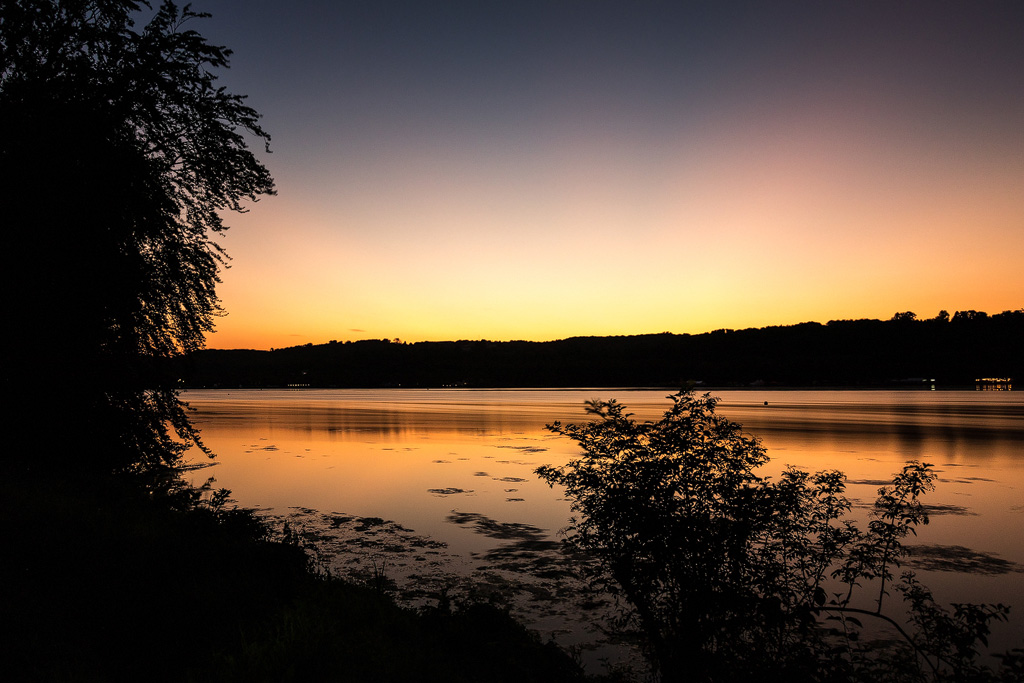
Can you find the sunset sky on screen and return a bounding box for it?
[191,0,1023,350]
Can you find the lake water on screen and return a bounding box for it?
[182,388,1023,667]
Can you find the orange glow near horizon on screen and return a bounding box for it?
[205,105,1023,350]
[193,3,1023,351]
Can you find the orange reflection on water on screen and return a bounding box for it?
[183,388,1023,652]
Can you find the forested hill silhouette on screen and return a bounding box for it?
[179,310,1022,389]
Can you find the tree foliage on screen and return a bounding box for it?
[538,390,1018,682]
[1,0,274,476]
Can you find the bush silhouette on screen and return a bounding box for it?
[538,389,1020,682]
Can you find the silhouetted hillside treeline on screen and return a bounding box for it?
[178,310,1022,388]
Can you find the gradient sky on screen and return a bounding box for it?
[187,0,1023,349]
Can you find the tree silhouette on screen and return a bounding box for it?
[538,390,1018,682]
[1,1,274,477]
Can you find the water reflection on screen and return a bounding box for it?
[189,388,1023,446]
[183,388,1023,544]
[182,388,1023,660]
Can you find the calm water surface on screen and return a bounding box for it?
[183,388,1023,660]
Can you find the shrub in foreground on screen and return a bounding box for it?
[538,389,1020,682]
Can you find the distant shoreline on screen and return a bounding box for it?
[180,384,1010,391]
[177,311,1021,391]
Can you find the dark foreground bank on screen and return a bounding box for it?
[1,472,590,683]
